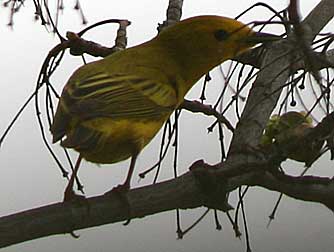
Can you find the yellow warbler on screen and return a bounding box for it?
[50,15,278,198]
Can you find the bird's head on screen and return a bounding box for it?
[157,15,279,70]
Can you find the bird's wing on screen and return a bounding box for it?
[62,71,177,120]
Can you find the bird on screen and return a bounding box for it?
[50,15,278,200]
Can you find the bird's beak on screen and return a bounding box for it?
[244,31,281,44]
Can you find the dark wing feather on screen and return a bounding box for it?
[69,72,177,119]
[51,71,177,143]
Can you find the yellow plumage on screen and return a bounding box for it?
[50,15,277,196]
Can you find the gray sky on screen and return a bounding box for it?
[0,1,333,251]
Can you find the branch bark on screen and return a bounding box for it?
[1,157,333,248]
[303,0,334,39]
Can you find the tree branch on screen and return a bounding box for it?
[180,100,234,132]
[1,158,333,248]
[227,0,334,162]
[158,0,183,31]
[303,0,334,39]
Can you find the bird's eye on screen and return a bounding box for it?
[214,29,229,41]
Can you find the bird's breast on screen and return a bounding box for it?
[79,116,167,164]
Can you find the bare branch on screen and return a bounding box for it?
[0,173,206,248]
[180,100,234,132]
[303,0,334,39]
[158,0,183,31]
[230,39,294,154]
[253,171,334,210]
[68,19,131,57]
[0,158,333,248]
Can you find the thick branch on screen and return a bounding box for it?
[254,171,334,210]
[1,160,333,248]
[230,39,294,156]
[0,174,202,248]
[303,0,334,39]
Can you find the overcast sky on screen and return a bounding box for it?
[0,1,333,251]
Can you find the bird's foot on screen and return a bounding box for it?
[62,188,89,239]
